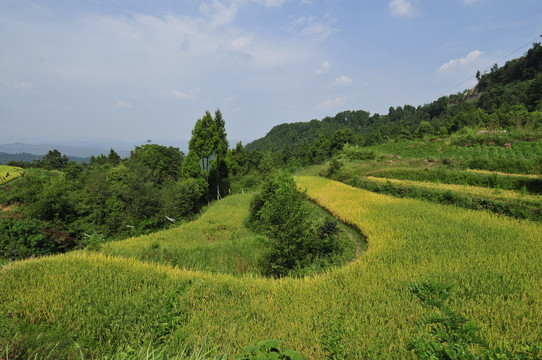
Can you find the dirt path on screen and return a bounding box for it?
[306,198,366,261]
[337,221,364,261]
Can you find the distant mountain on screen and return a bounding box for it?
[0,143,116,158]
[0,139,192,159]
[0,152,42,164]
[0,151,90,165]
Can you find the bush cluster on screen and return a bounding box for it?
[0,164,207,248]
[248,171,342,277]
[0,218,72,260]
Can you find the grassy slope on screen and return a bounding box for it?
[102,194,267,276]
[369,138,542,164]
[103,193,360,276]
[1,177,541,358]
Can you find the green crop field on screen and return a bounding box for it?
[1,176,540,359]
[102,193,268,276]
[103,193,360,276]
[366,176,542,205]
[0,165,23,185]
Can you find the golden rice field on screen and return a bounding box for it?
[1,176,541,359]
[467,168,542,178]
[366,175,542,205]
[0,165,23,185]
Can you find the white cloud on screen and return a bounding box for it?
[199,1,238,27]
[437,50,482,73]
[332,75,352,86]
[317,97,346,110]
[223,95,235,104]
[114,100,134,109]
[171,90,190,100]
[388,0,417,18]
[463,0,484,4]
[244,41,314,68]
[315,60,330,74]
[289,15,337,40]
[231,35,252,51]
[0,1,331,143]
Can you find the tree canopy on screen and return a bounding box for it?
[183,109,229,200]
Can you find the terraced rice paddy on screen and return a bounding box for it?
[366,175,542,205]
[0,165,23,185]
[1,177,541,359]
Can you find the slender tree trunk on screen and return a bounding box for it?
[216,156,221,200]
[203,157,210,205]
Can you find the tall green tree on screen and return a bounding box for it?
[227,141,249,176]
[210,109,229,199]
[107,148,122,165]
[129,144,184,184]
[183,109,229,200]
[41,149,69,170]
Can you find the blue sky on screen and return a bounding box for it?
[1,0,541,149]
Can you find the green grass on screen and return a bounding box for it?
[1,177,540,358]
[103,193,361,277]
[102,194,268,276]
[345,136,542,174]
[0,257,9,267]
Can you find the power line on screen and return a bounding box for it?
[434,34,542,100]
[482,34,542,73]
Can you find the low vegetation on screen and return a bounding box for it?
[1,177,540,358]
[408,280,541,359]
[366,167,542,194]
[344,176,542,222]
[103,177,357,277]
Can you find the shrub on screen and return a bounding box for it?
[0,218,57,260]
[341,144,377,161]
[248,171,343,277]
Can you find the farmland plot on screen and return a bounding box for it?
[0,176,540,359]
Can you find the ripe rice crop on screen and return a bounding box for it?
[467,168,542,178]
[366,175,542,205]
[0,165,23,185]
[1,176,541,358]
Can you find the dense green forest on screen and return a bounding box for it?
[246,42,542,158]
